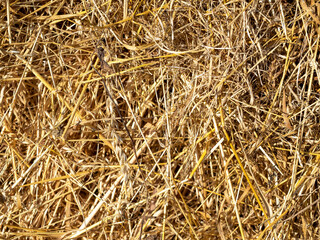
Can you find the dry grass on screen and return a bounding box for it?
[1,0,320,239]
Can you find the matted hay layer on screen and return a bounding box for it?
[1,0,320,239]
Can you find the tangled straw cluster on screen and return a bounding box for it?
[1,0,320,239]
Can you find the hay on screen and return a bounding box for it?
[1,0,320,239]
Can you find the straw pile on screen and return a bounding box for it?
[1,0,320,239]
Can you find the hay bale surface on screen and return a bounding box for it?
[1,0,320,239]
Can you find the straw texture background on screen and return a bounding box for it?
[1,0,320,239]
